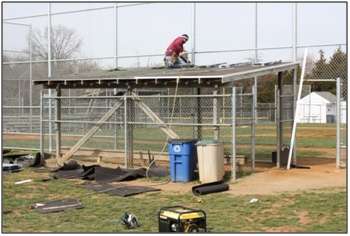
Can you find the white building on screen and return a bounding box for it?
[296,91,344,123]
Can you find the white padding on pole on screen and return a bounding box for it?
[287,48,308,170]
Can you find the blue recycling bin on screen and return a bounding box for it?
[168,139,197,182]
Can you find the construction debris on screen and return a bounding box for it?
[3,163,23,173]
[249,198,259,204]
[31,199,83,214]
[52,164,149,183]
[82,182,160,197]
[14,179,33,185]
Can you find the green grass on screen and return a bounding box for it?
[2,169,346,233]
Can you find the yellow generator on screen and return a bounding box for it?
[158,206,207,232]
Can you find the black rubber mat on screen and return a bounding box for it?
[53,164,148,183]
[81,166,147,183]
[192,181,229,196]
[82,182,160,197]
[53,169,84,179]
[31,198,83,213]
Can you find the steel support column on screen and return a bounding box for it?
[231,86,236,181]
[55,85,61,160]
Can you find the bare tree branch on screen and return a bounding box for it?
[26,25,82,60]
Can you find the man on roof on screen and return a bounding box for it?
[164,34,191,68]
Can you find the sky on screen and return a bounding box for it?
[2,2,347,70]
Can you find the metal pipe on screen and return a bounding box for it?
[114,3,119,69]
[292,3,298,61]
[47,94,232,99]
[124,94,128,168]
[48,3,53,153]
[213,86,219,140]
[231,86,236,181]
[3,21,31,26]
[3,3,151,21]
[292,68,297,164]
[251,77,257,170]
[254,3,258,63]
[55,86,61,160]
[192,3,196,65]
[3,43,346,65]
[29,25,33,133]
[40,90,44,157]
[336,77,341,168]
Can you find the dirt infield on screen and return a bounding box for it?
[3,132,345,196]
[124,157,345,196]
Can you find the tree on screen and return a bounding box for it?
[29,25,82,60]
[328,47,347,81]
[308,48,347,94]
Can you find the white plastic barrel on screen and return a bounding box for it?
[196,140,225,183]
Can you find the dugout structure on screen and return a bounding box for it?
[34,62,299,180]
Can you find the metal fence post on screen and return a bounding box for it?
[336,77,341,168]
[231,86,236,181]
[292,3,298,61]
[114,3,118,69]
[124,94,128,168]
[55,85,61,160]
[192,2,196,65]
[29,25,33,133]
[213,86,219,140]
[254,3,258,63]
[40,90,44,157]
[48,3,53,153]
[292,68,297,164]
[251,77,257,170]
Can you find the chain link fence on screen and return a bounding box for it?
[2,3,347,167]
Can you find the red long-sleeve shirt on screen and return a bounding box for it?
[165,36,187,57]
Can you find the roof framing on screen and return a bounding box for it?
[33,62,300,89]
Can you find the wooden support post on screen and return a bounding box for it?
[55,85,61,160]
[60,98,124,164]
[132,93,179,139]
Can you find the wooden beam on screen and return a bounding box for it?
[131,93,179,139]
[59,98,124,165]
